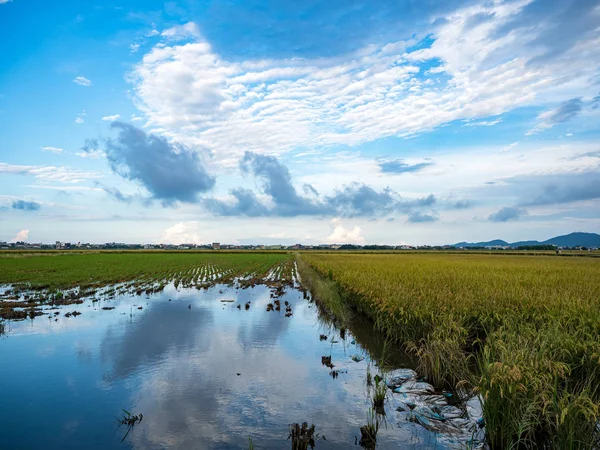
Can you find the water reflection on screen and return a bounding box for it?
[0,283,449,449]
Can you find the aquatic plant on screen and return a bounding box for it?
[116,409,143,442]
[372,376,386,409]
[288,422,316,450]
[359,408,379,448]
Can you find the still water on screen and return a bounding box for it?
[0,284,469,449]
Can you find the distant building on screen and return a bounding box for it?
[212,242,220,250]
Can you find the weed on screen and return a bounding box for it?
[359,409,379,448]
[116,409,143,442]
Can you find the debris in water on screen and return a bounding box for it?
[220,299,235,303]
[137,306,143,310]
[188,304,191,309]
[266,303,274,312]
[329,369,347,379]
[288,422,316,450]
[102,307,115,311]
[351,354,365,363]
[245,302,250,310]
[321,355,334,369]
[237,304,241,309]
[285,312,293,317]
[116,409,143,442]
[319,334,328,341]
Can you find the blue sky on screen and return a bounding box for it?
[1,0,599,245]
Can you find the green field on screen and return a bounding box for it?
[301,252,600,449]
[0,251,292,290]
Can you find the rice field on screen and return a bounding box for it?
[0,252,297,319]
[300,252,600,449]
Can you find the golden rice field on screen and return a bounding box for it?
[301,252,600,449]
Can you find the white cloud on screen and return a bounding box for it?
[161,22,200,40]
[130,43,141,53]
[463,118,502,127]
[160,222,203,245]
[41,146,64,154]
[24,185,103,192]
[128,1,600,166]
[74,110,86,124]
[0,162,100,183]
[11,229,29,243]
[101,114,120,121]
[131,114,144,121]
[73,76,92,87]
[75,150,106,159]
[326,218,365,244]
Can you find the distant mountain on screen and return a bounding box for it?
[453,239,509,248]
[452,232,600,248]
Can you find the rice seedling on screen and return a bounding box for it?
[372,376,386,409]
[359,408,379,448]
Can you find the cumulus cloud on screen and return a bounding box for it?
[592,93,600,109]
[11,229,29,243]
[129,0,600,164]
[0,162,100,183]
[451,200,473,209]
[488,206,527,222]
[205,152,436,218]
[527,98,583,135]
[103,122,215,204]
[160,222,203,245]
[41,146,63,154]
[519,172,600,206]
[12,200,41,211]
[378,159,433,174]
[73,76,92,87]
[102,114,121,121]
[326,219,364,244]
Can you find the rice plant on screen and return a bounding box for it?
[300,252,600,449]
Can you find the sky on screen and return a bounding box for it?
[0,0,599,246]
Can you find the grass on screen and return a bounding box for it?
[359,408,379,448]
[300,252,600,449]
